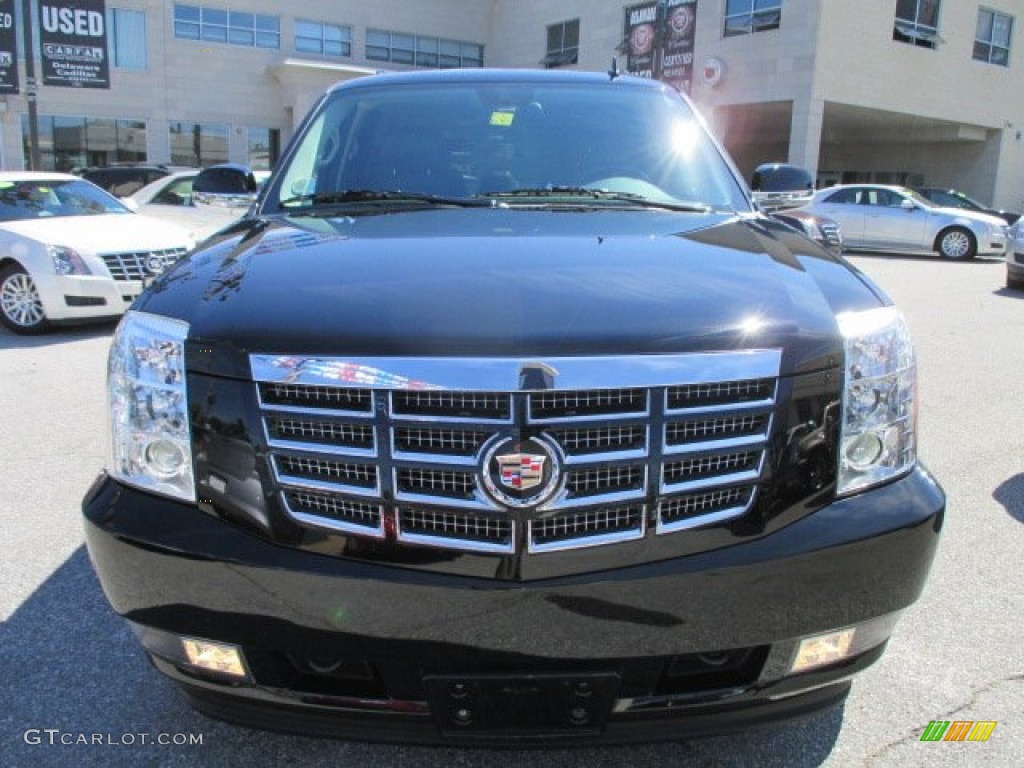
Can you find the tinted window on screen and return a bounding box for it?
[193,167,256,194]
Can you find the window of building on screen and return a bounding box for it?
[295,19,351,57]
[367,29,483,68]
[975,8,1012,66]
[173,4,279,49]
[543,19,579,67]
[108,8,147,70]
[21,116,146,172]
[723,0,782,38]
[894,0,941,48]
[247,127,281,171]
[169,121,229,166]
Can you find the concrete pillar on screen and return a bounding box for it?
[788,96,824,180]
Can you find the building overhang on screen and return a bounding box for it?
[268,59,382,127]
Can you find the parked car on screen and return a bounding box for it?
[83,69,943,745]
[913,186,1019,225]
[750,162,815,212]
[78,163,195,198]
[769,208,843,256]
[1007,219,1024,289]
[0,172,194,333]
[124,165,271,242]
[799,183,1008,259]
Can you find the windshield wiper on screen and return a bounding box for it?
[482,186,711,213]
[280,189,491,209]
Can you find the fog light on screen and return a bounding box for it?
[181,638,248,679]
[145,439,187,478]
[791,629,856,673]
[844,433,884,470]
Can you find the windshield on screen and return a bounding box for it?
[0,178,131,222]
[270,79,749,213]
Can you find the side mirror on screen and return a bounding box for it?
[192,164,258,211]
[120,197,139,212]
[901,199,916,211]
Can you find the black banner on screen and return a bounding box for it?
[0,0,18,93]
[660,0,697,94]
[623,0,698,94]
[40,0,110,89]
[624,2,658,79]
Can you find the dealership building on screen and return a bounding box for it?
[0,0,1022,210]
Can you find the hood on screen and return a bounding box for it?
[138,209,886,379]
[1,212,193,252]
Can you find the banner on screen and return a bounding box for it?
[0,0,18,93]
[40,0,110,88]
[660,0,697,94]
[624,2,658,79]
[623,0,698,94]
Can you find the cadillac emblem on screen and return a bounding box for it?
[482,436,561,508]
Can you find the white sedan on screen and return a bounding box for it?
[0,172,195,334]
[125,167,271,242]
[797,183,1008,259]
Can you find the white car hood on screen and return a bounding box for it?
[1,213,193,252]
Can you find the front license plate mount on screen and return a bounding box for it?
[424,672,620,737]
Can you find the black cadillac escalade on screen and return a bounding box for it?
[82,69,944,745]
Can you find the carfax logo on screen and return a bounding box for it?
[920,720,997,742]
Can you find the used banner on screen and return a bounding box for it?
[40,0,110,88]
[0,0,18,93]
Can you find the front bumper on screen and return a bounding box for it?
[83,466,944,745]
[34,272,138,322]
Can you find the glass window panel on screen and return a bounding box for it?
[973,41,991,61]
[992,15,1012,46]
[918,0,939,27]
[368,30,389,46]
[440,39,460,55]
[174,20,200,39]
[202,8,226,25]
[111,9,147,69]
[174,4,200,22]
[295,20,320,38]
[564,20,580,47]
[393,33,414,50]
[416,51,438,67]
[367,45,389,60]
[754,0,780,10]
[992,45,1009,65]
[229,28,254,46]
[296,37,321,54]
[976,9,993,40]
[724,15,752,36]
[201,25,227,43]
[229,12,253,28]
[547,25,561,52]
[462,42,482,58]
[255,15,279,32]
[324,41,344,56]
[391,48,414,64]
[439,54,460,68]
[255,31,279,49]
[727,0,753,15]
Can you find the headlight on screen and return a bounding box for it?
[108,310,194,502]
[49,245,91,275]
[837,306,916,495]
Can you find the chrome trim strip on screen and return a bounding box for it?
[561,447,649,465]
[393,486,501,512]
[656,499,753,534]
[527,407,651,425]
[539,485,648,511]
[662,432,769,456]
[528,520,645,553]
[664,396,776,415]
[396,528,515,555]
[250,351,783,391]
[276,475,382,498]
[256,385,375,418]
[391,450,479,467]
[280,494,385,538]
[659,467,762,495]
[265,429,378,459]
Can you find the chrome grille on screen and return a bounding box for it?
[398,508,513,553]
[283,490,383,536]
[251,352,780,554]
[101,247,188,281]
[820,222,842,248]
[530,506,644,552]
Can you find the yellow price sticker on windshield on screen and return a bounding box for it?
[490,111,515,127]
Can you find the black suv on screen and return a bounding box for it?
[78,163,194,197]
[83,69,943,745]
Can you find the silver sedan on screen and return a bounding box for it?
[798,183,1007,259]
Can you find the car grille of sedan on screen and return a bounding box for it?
[100,248,189,281]
[819,222,842,249]
[251,353,779,555]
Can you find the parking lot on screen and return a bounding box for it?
[1,253,1022,768]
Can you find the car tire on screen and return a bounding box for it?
[0,263,51,334]
[1008,272,1024,291]
[936,227,976,260]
